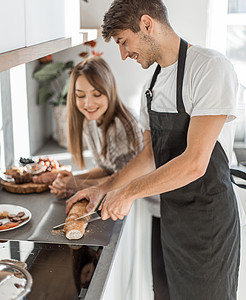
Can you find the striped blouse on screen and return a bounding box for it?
[83,116,143,174]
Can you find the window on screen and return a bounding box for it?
[228,0,246,13]
[226,0,246,144]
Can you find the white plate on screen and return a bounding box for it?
[0,204,32,232]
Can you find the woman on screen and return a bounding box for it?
[34,56,142,198]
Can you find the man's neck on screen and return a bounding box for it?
[156,32,181,68]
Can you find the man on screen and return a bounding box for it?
[66,1,240,299]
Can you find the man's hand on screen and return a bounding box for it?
[66,186,105,214]
[99,188,135,221]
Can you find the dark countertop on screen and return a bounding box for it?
[0,187,125,300]
[0,189,54,240]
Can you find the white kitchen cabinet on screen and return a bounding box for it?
[25,0,80,46]
[25,0,66,47]
[0,0,25,53]
[0,0,81,54]
[64,0,80,37]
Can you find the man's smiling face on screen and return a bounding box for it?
[113,29,159,69]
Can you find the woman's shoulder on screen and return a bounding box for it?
[104,118,126,145]
[107,117,124,135]
[112,113,138,133]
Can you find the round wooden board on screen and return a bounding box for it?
[0,180,49,194]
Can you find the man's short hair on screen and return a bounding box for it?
[102,0,170,42]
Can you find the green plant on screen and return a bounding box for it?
[33,39,103,106]
[33,59,74,106]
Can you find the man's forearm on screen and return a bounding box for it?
[123,151,202,201]
[121,115,227,200]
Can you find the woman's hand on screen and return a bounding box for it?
[49,185,75,199]
[32,171,58,185]
[52,171,97,191]
[51,170,73,190]
[46,170,74,199]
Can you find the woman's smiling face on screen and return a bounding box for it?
[75,75,109,122]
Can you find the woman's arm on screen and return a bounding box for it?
[100,130,154,191]
[75,167,110,180]
[49,167,110,199]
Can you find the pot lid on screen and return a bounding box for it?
[0,260,32,300]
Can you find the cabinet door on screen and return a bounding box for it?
[25,0,66,46]
[0,0,25,53]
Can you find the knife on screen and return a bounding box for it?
[53,194,106,230]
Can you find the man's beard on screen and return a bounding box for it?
[137,32,160,69]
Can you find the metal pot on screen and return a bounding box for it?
[0,260,32,300]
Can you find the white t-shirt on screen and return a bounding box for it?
[139,45,238,165]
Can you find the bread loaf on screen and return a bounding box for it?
[64,199,90,240]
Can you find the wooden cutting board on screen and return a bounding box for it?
[0,180,49,194]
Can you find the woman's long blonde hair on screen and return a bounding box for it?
[67,56,141,169]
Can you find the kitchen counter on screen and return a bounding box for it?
[0,187,126,300]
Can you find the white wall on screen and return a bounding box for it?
[80,0,156,114]
[164,0,209,46]
[80,0,112,28]
[80,0,217,46]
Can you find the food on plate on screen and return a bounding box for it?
[0,222,19,229]
[11,172,33,184]
[37,157,60,172]
[64,200,90,240]
[5,167,33,184]
[3,157,61,185]
[31,157,61,184]
[19,157,35,165]
[16,212,25,218]
[0,211,8,219]
[0,211,29,231]
[24,163,45,175]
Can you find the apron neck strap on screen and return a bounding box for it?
[176,38,188,113]
[146,64,161,111]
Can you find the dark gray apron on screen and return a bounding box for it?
[146,39,240,300]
